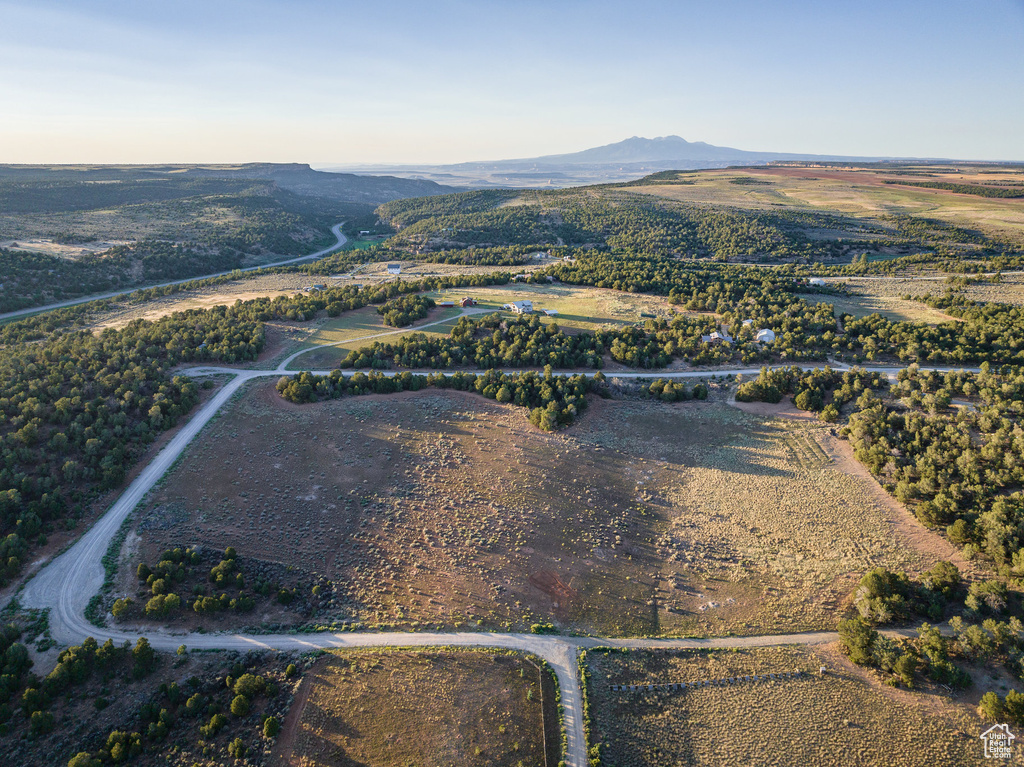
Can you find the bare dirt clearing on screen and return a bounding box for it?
[587,645,985,767]
[275,650,547,767]
[128,384,930,636]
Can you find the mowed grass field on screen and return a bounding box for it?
[586,646,985,767]
[278,650,549,767]
[128,384,926,636]
[284,304,467,370]
[425,283,679,333]
[623,165,1024,242]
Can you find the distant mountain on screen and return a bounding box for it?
[525,135,817,165]
[324,136,910,189]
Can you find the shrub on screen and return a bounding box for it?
[838,617,878,665]
[111,597,133,619]
[199,713,228,739]
[230,694,250,717]
[233,673,265,699]
[263,715,281,738]
[227,737,247,758]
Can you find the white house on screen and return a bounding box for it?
[387,263,401,275]
[809,277,825,286]
[756,328,777,344]
[509,300,534,314]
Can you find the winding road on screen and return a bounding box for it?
[0,223,349,322]
[16,276,980,765]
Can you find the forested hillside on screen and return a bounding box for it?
[374,181,1014,264]
[0,179,358,312]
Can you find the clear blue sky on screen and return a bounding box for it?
[1,0,1022,164]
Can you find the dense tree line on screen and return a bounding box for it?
[276,368,603,431]
[846,366,1024,569]
[378,189,860,261]
[376,190,521,228]
[417,245,538,266]
[0,305,269,584]
[842,303,1024,365]
[851,563,962,624]
[341,314,611,370]
[840,564,1024,698]
[883,180,1024,199]
[736,366,889,422]
[377,294,435,327]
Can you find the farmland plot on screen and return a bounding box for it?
[127,385,925,635]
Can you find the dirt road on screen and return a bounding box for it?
[17,331,979,766]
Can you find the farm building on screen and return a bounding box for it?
[543,308,559,316]
[508,300,534,314]
[756,328,777,344]
[387,263,402,275]
[460,297,477,307]
[512,273,530,282]
[436,301,455,308]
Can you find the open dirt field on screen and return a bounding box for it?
[586,646,986,767]
[275,650,549,767]
[0,237,133,257]
[126,384,931,636]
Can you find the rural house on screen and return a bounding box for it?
[460,297,477,307]
[387,263,401,275]
[508,300,533,314]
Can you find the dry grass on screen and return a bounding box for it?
[822,274,1024,309]
[425,283,679,333]
[278,650,546,767]
[622,165,1024,241]
[796,289,958,324]
[284,304,465,370]
[587,646,986,767]
[89,273,316,330]
[130,386,926,636]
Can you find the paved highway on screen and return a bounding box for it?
[0,223,349,322]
